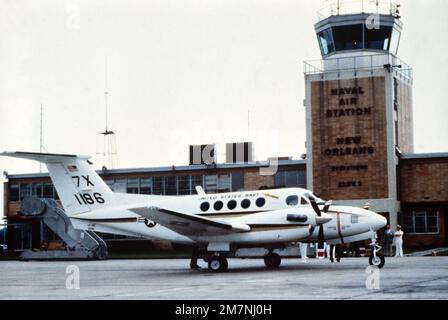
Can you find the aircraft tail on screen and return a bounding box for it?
[1,151,116,216]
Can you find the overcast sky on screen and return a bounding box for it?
[1,0,448,220]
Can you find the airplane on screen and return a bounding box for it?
[1,151,387,272]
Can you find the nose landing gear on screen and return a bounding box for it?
[369,232,385,269]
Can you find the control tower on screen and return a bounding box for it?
[304,1,413,226]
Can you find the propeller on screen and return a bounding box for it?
[309,198,333,258]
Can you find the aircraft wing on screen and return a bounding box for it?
[129,206,251,236]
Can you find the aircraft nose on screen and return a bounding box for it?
[371,212,387,231]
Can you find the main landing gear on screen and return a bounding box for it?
[207,255,228,272]
[369,232,385,269]
[264,252,281,269]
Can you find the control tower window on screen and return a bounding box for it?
[318,28,335,55]
[333,24,363,50]
[365,26,393,51]
[390,28,401,55]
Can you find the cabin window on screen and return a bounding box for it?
[351,215,359,224]
[227,200,237,210]
[255,197,266,208]
[200,202,210,212]
[300,197,308,205]
[286,195,299,206]
[214,201,224,211]
[241,199,251,209]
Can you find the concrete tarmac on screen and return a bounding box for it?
[0,257,447,299]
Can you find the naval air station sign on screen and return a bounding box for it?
[311,76,388,200]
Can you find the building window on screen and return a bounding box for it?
[153,177,164,195]
[227,200,237,210]
[127,179,139,194]
[241,199,251,209]
[214,201,224,211]
[364,26,392,50]
[200,202,210,212]
[332,24,363,51]
[32,183,43,198]
[112,180,127,193]
[9,184,20,201]
[19,183,31,200]
[140,178,152,195]
[178,175,191,195]
[42,183,54,199]
[191,175,203,192]
[255,197,266,208]
[274,170,306,188]
[286,195,299,206]
[404,211,439,234]
[217,174,231,193]
[204,175,218,193]
[317,28,335,55]
[165,176,177,195]
[231,172,244,192]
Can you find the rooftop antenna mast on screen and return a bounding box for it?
[97,57,117,170]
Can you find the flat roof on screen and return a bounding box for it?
[400,152,448,160]
[6,159,306,180]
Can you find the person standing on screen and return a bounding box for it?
[299,242,308,263]
[190,244,201,269]
[329,244,342,263]
[394,225,404,257]
[383,225,394,257]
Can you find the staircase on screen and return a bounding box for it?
[18,196,108,260]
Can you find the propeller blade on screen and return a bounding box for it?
[322,200,332,213]
[317,224,325,251]
[309,198,321,216]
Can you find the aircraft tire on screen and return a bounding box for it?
[208,256,228,272]
[369,252,385,269]
[264,253,281,269]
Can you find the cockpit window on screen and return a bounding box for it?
[286,195,299,206]
[304,192,325,204]
[300,197,308,205]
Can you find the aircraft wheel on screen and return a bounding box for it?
[264,253,281,269]
[208,256,228,272]
[369,252,385,269]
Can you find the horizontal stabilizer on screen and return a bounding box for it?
[1,151,90,163]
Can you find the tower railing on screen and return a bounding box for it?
[317,0,400,21]
[304,53,413,82]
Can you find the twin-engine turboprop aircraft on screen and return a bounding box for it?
[1,151,387,272]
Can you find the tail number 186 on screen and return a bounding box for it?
[75,193,105,205]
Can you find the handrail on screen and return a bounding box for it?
[304,52,413,82]
[317,0,400,22]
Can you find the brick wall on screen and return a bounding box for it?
[244,172,275,191]
[399,158,448,202]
